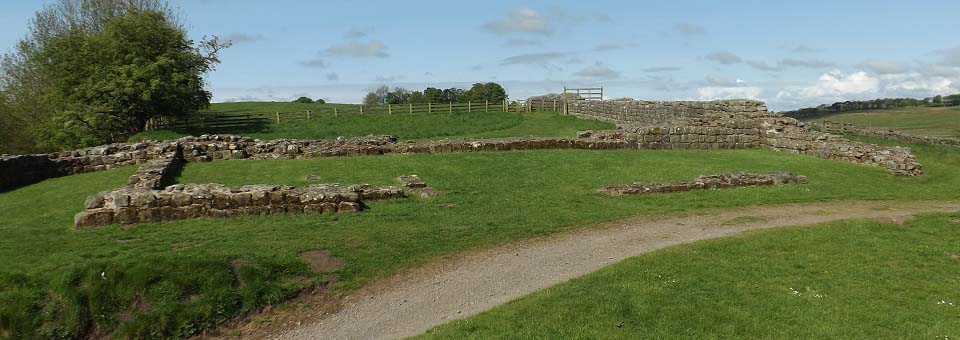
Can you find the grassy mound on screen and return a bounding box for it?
[2,140,959,337]
[802,106,960,138]
[418,213,960,339]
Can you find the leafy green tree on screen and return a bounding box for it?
[315,98,326,104]
[0,0,226,151]
[464,82,507,103]
[932,95,943,105]
[293,97,314,104]
[407,91,425,104]
[423,87,443,103]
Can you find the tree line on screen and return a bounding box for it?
[0,0,228,154]
[362,82,508,106]
[782,94,960,119]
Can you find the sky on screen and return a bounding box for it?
[2,0,960,111]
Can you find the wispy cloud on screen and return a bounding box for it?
[484,7,552,35]
[223,33,265,45]
[860,59,910,74]
[643,66,682,73]
[500,52,566,66]
[705,50,742,65]
[503,39,543,47]
[300,58,327,68]
[344,28,369,39]
[325,72,339,81]
[791,45,823,53]
[781,58,835,68]
[574,62,620,79]
[326,41,389,58]
[673,23,705,36]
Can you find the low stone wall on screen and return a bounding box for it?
[75,183,407,228]
[602,172,807,196]
[566,99,768,125]
[820,121,960,147]
[0,141,180,191]
[399,175,437,198]
[127,149,184,190]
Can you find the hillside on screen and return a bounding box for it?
[801,106,960,138]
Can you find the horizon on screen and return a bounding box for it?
[2,0,959,110]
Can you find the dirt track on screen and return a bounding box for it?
[264,200,960,340]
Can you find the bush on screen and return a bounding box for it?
[293,97,314,104]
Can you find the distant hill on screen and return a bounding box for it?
[781,95,960,120]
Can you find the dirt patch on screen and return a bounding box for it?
[719,215,770,226]
[304,175,322,182]
[951,254,960,262]
[299,250,343,272]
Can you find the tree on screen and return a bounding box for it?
[386,87,410,104]
[0,0,227,151]
[363,92,380,105]
[463,82,507,103]
[293,97,314,104]
[932,95,943,105]
[423,87,443,103]
[315,98,326,104]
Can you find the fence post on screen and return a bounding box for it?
[307,110,311,120]
[276,112,280,124]
[409,103,412,114]
[334,108,338,117]
[449,102,452,114]
[428,102,432,114]
[388,104,392,115]
[468,101,472,113]
[485,100,489,113]
[360,105,364,114]
[503,100,507,112]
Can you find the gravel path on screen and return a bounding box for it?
[272,200,960,340]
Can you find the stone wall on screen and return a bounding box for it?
[820,121,960,147]
[0,141,180,191]
[602,172,808,196]
[75,183,407,228]
[1,99,928,194]
[565,99,769,125]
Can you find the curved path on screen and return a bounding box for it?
[270,200,960,340]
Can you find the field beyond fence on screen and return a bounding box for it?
[150,99,569,131]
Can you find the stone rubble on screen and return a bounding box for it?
[601,172,808,196]
[398,175,437,198]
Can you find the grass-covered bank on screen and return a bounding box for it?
[418,213,960,339]
[801,106,960,138]
[2,140,960,338]
[131,110,613,142]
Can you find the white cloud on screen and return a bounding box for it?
[500,52,567,70]
[797,71,879,98]
[574,62,620,79]
[935,46,960,67]
[791,45,823,53]
[747,60,784,72]
[326,41,389,58]
[697,86,762,100]
[860,59,910,74]
[705,51,742,65]
[484,7,552,35]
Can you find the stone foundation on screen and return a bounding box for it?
[399,175,437,198]
[2,100,926,193]
[602,172,808,196]
[75,183,407,228]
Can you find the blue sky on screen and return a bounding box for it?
[2,0,960,110]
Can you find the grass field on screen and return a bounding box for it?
[2,137,960,338]
[130,102,606,142]
[418,213,960,339]
[802,106,960,138]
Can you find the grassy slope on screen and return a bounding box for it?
[2,138,960,337]
[418,213,960,339]
[131,102,608,141]
[802,106,960,138]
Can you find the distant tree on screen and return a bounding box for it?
[386,87,410,104]
[363,92,380,105]
[932,95,943,106]
[463,82,507,103]
[293,96,313,104]
[314,98,326,104]
[440,88,466,103]
[423,87,443,103]
[407,91,425,104]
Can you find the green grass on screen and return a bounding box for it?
[418,213,960,339]
[2,140,960,338]
[803,106,960,138]
[130,102,612,141]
